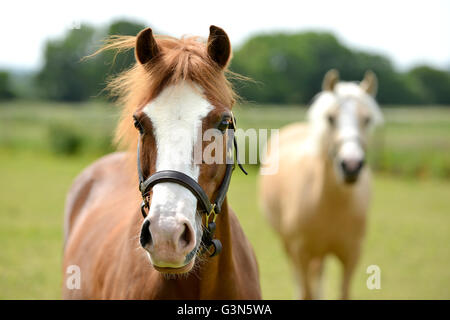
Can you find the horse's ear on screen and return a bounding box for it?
[207,25,231,69]
[360,70,378,97]
[322,69,339,91]
[135,28,160,65]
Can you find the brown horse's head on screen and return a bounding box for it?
[109,26,236,273]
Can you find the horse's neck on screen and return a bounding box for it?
[197,198,239,297]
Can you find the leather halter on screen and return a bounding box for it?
[137,114,246,257]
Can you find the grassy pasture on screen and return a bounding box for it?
[0,100,449,299]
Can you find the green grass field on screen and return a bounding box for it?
[0,100,449,299]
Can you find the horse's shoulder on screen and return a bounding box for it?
[63,152,131,241]
[263,122,311,163]
[276,122,311,155]
[226,207,254,259]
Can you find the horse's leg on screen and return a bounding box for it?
[308,256,324,299]
[289,246,315,300]
[337,245,360,300]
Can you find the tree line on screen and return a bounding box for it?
[0,19,449,105]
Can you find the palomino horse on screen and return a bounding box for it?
[259,70,383,299]
[62,26,261,299]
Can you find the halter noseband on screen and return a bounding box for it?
[137,114,246,257]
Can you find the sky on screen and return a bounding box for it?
[1,0,449,71]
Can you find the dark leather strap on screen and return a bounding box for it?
[137,139,145,186]
[140,170,214,215]
[213,164,233,214]
[213,122,237,213]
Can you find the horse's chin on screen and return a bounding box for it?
[335,170,359,186]
[153,259,195,274]
[334,164,360,185]
[343,175,359,185]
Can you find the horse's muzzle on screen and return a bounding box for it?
[340,158,365,183]
[139,216,197,272]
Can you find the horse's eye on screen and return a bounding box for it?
[217,117,231,133]
[133,117,144,134]
[363,116,371,127]
[327,114,336,127]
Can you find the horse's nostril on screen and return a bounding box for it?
[340,160,347,172]
[140,220,152,248]
[341,159,365,176]
[357,159,365,171]
[178,223,194,250]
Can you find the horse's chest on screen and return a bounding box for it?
[297,204,366,242]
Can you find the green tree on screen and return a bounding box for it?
[232,32,364,104]
[36,25,100,101]
[36,20,146,102]
[0,71,15,100]
[104,20,146,76]
[230,31,448,105]
[408,66,450,104]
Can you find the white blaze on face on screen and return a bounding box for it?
[143,83,212,240]
[336,99,365,169]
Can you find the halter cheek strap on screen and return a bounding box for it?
[137,115,246,257]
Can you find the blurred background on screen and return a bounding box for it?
[0,0,449,299]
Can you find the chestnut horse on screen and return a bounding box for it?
[62,26,261,299]
[259,70,383,299]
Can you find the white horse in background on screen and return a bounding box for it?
[259,70,383,299]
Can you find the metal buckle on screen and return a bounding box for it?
[139,182,146,193]
[205,204,217,226]
[201,203,222,258]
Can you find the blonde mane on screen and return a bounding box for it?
[94,34,239,152]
